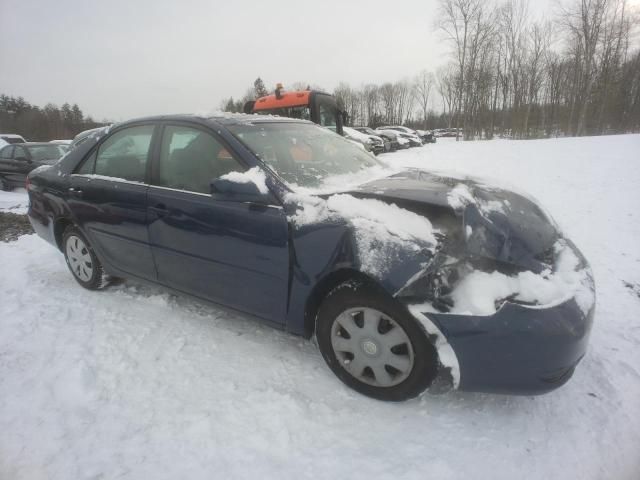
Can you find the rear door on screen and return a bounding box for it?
[68,124,158,280]
[147,123,289,323]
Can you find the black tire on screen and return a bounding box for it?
[316,281,438,401]
[62,226,108,290]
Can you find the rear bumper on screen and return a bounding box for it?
[27,195,58,249]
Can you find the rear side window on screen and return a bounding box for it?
[93,125,154,182]
[156,126,245,194]
[0,146,12,159]
[13,146,28,160]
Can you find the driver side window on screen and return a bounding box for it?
[157,126,245,194]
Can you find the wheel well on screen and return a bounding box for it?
[53,218,73,251]
[303,268,386,338]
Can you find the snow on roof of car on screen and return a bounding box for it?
[343,127,374,142]
[0,134,26,138]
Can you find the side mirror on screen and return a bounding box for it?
[210,176,274,204]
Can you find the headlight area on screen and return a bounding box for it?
[395,253,530,315]
[396,239,594,317]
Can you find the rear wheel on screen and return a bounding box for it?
[62,226,107,290]
[316,281,438,401]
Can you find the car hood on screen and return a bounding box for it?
[350,169,560,273]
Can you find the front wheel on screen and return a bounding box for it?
[62,226,108,290]
[316,281,438,401]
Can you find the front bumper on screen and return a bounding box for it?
[414,292,595,394]
[405,243,595,395]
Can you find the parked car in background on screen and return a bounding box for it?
[353,127,394,152]
[0,142,67,190]
[27,113,594,401]
[343,127,385,155]
[376,126,422,147]
[416,129,436,144]
[435,128,461,138]
[376,128,416,148]
[0,133,27,144]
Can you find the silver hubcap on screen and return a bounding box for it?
[331,307,414,387]
[65,235,93,282]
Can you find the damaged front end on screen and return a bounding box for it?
[388,179,596,394]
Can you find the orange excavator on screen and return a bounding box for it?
[244,84,345,135]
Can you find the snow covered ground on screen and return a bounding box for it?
[1,134,640,479]
[0,188,29,214]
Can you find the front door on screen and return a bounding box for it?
[147,124,289,323]
[68,124,157,281]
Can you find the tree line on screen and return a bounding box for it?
[334,0,640,139]
[0,94,105,141]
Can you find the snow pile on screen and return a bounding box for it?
[446,241,593,315]
[289,193,436,276]
[220,166,269,194]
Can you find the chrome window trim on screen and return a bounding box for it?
[70,175,283,209]
[149,184,283,209]
[69,173,147,186]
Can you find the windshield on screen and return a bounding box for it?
[27,145,65,163]
[229,122,385,191]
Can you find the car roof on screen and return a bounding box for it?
[114,113,312,130]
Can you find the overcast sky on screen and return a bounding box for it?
[0,0,555,121]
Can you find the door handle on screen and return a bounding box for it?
[149,204,169,217]
[68,187,83,198]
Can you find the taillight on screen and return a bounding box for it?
[25,175,31,190]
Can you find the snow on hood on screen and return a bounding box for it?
[220,167,269,194]
[288,193,437,277]
[292,164,401,196]
[447,183,507,214]
[414,240,594,316]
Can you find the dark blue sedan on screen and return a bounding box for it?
[27,114,595,401]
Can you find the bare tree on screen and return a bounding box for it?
[560,0,611,135]
[438,0,484,138]
[414,70,435,128]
